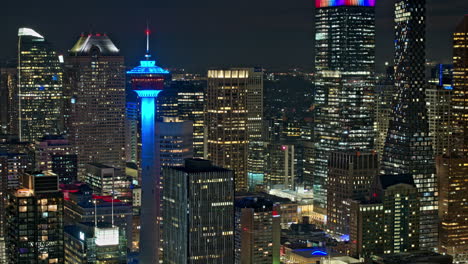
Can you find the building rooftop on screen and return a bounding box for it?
[69,34,120,56]
[372,251,453,264]
[169,159,231,173]
[379,174,415,189]
[87,163,114,169]
[235,196,274,210]
[18,28,44,39]
[236,191,292,204]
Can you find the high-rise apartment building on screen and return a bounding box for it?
[437,15,468,261]
[381,0,438,250]
[6,172,64,263]
[207,68,261,191]
[162,159,235,263]
[17,28,64,142]
[327,151,379,235]
[234,197,281,264]
[313,0,375,212]
[66,33,126,173]
[0,152,28,262]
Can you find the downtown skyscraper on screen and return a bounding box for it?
[17,28,64,142]
[381,0,438,251]
[163,159,234,264]
[437,15,468,260]
[206,68,262,191]
[312,0,375,212]
[66,33,126,173]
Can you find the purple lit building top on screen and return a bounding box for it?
[315,0,375,8]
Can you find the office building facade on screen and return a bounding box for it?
[162,159,235,263]
[17,28,64,142]
[349,175,420,258]
[234,197,281,264]
[64,222,127,264]
[327,151,379,235]
[313,0,375,212]
[425,85,452,157]
[207,68,261,191]
[35,135,77,184]
[437,15,468,261]
[66,33,126,173]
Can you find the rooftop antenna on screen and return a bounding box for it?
[111,193,115,227]
[145,20,151,60]
[94,197,97,228]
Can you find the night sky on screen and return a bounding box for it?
[1,0,467,72]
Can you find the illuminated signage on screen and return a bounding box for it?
[95,227,119,246]
[315,0,376,8]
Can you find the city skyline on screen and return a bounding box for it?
[0,0,467,72]
[0,0,467,263]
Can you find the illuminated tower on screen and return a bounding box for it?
[126,28,170,264]
[17,28,64,142]
[206,68,262,191]
[381,0,438,250]
[437,15,468,260]
[313,0,375,212]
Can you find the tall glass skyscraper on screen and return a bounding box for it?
[17,28,64,142]
[313,0,375,212]
[381,0,438,251]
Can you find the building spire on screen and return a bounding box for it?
[145,20,151,59]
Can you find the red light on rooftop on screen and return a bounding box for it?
[372,192,378,198]
[96,33,101,37]
[145,29,151,35]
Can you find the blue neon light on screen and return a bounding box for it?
[340,234,350,241]
[311,250,328,256]
[127,60,170,75]
[39,86,45,91]
[134,90,163,98]
[444,86,453,90]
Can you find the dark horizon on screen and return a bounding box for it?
[1,0,467,72]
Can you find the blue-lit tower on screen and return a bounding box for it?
[127,28,170,264]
